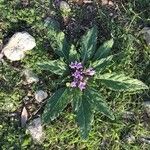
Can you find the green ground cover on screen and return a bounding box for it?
[0,0,150,149]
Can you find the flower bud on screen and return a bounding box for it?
[66,82,71,87]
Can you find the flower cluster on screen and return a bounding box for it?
[69,61,95,91]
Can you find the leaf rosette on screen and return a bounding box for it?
[38,26,148,139]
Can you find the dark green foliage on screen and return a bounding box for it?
[95,73,148,91]
[37,59,67,76]
[39,25,148,139]
[43,88,71,123]
[87,88,115,120]
[93,39,114,60]
[76,92,93,139]
[80,26,98,63]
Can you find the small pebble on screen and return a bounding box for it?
[35,90,48,103]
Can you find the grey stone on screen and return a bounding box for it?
[27,117,44,143]
[35,90,48,102]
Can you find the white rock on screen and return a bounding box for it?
[23,69,39,84]
[141,27,150,45]
[3,32,36,61]
[27,118,44,143]
[35,90,48,102]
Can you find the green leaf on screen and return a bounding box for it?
[80,26,98,63]
[95,73,149,91]
[92,55,114,73]
[87,88,114,120]
[37,59,67,75]
[93,39,114,61]
[71,89,82,112]
[42,88,71,123]
[76,92,93,139]
[51,32,70,61]
[69,44,80,62]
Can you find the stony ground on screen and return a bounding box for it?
[0,0,150,149]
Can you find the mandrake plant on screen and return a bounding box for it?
[38,26,148,139]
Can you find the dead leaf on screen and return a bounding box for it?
[21,107,28,127]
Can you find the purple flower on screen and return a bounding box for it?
[85,68,95,76]
[72,70,83,79]
[69,61,95,91]
[70,81,77,87]
[76,62,83,69]
[78,81,86,91]
[69,61,83,69]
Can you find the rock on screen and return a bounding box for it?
[141,27,150,45]
[27,117,44,143]
[101,0,114,6]
[23,69,39,84]
[21,107,28,127]
[35,90,48,102]
[3,32,36,61]
[0,53,4,60]
[124,134,136,143]
[143,101,150,117]
[23,96,30,101]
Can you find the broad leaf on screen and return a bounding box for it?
[69,44,80,62]
[95,73,149,91]
[76,92,93,139]
[92,55,114,73]
[93,39,114,61]
[87,88,114,120]
[37,59,67,75]
[71,89,82,112]
[42,88,70,123]
[80,26,98,63]
[51,32,70,61]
